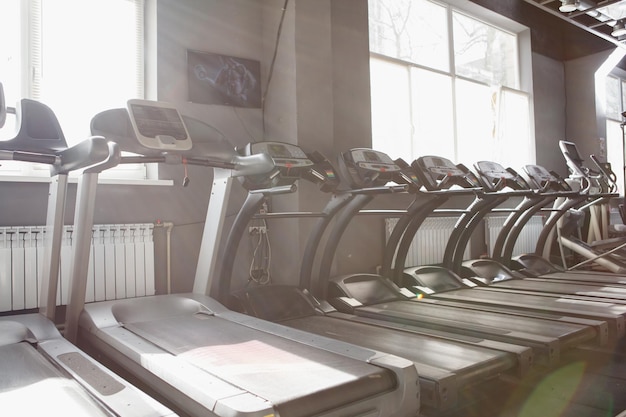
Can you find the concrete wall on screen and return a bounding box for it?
[532,53,567,176]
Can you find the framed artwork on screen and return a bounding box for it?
[187,50,262,108]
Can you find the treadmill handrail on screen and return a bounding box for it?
[62,138,121,175]
[0,149,60,165]
[336,184,409,195]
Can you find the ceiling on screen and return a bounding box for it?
[523,0,626,46]
[470,0,626,63]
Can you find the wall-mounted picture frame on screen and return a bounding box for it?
[187,50,262,108]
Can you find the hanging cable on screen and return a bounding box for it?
[182,157,190,187]
[248,219,271,285]
[261,0,290,137]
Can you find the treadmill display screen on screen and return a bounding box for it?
[420,156,463,177]
[351,149,393,165]
[129,104,188,140]
[268,143,293,158]
[348,149,400,174]
[248,142,312,169]
[363,151,382,163]
[561,141,583,163]
[476,161,513,179]
[525,165,552,181]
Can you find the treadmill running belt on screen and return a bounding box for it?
[357,301,593,341]
[125,314,396,417]
[537,271,626,285]
[285,316,516,381]
[0,343,111,416]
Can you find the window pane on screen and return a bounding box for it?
[411,68,455,160]
[455,78,495,164]
[606,76,621,120]
[453,11,518,88]
[39,0,143,144]
[369,0,449,72]
[370,58,412,160]
[496,89,533,169]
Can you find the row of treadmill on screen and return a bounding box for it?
[1,89,626,417]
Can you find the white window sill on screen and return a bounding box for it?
[0,175,173,186]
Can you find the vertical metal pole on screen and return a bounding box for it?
[64,172,98,344]
[193,168,233,296]
[39,174,68,322]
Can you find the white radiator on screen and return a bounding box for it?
[0,223,155,312]
[385,217,470,267]
[484,215,543,257]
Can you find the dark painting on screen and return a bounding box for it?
[187,50,262,108]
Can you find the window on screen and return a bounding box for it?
[605,75,625,195]
[0,0,145,179]
[368,0,533,171]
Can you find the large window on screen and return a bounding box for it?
[0,0,145,179]
[368,0,533,170]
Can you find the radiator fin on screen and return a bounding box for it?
[385,217,469,267]
[484,216,543,257]
[0,223,155,312]
[385,215,543,268]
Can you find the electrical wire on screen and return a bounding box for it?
[248,219,272,285]
[261,0,290,137]
[231,106,258,142]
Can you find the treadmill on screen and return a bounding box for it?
[71,101,420,417]
[221,142,546,413]
[510,160,626,286]
[296,150,603,365]
[459,160,626,302]
[0,88,174,416]
[397,155,626,345]
[550,140,626,272]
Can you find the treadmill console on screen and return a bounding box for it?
[559,140,594,180]
[474,161,529,191]
[523,164,571,192]
[337,148,402,188]
[241,141,340,191]
[412,155,479,191]
[127,99,192,151]
[249,141,312,168]
[589,154,618,193]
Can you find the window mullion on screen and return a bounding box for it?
[446,4,455,77]
[26,0,42,100]
[408,66,416,160]
[446,4,460,162]
[134,0,145,98]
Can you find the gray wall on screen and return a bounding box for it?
[1,0,620,299]
[532,53,567,176]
